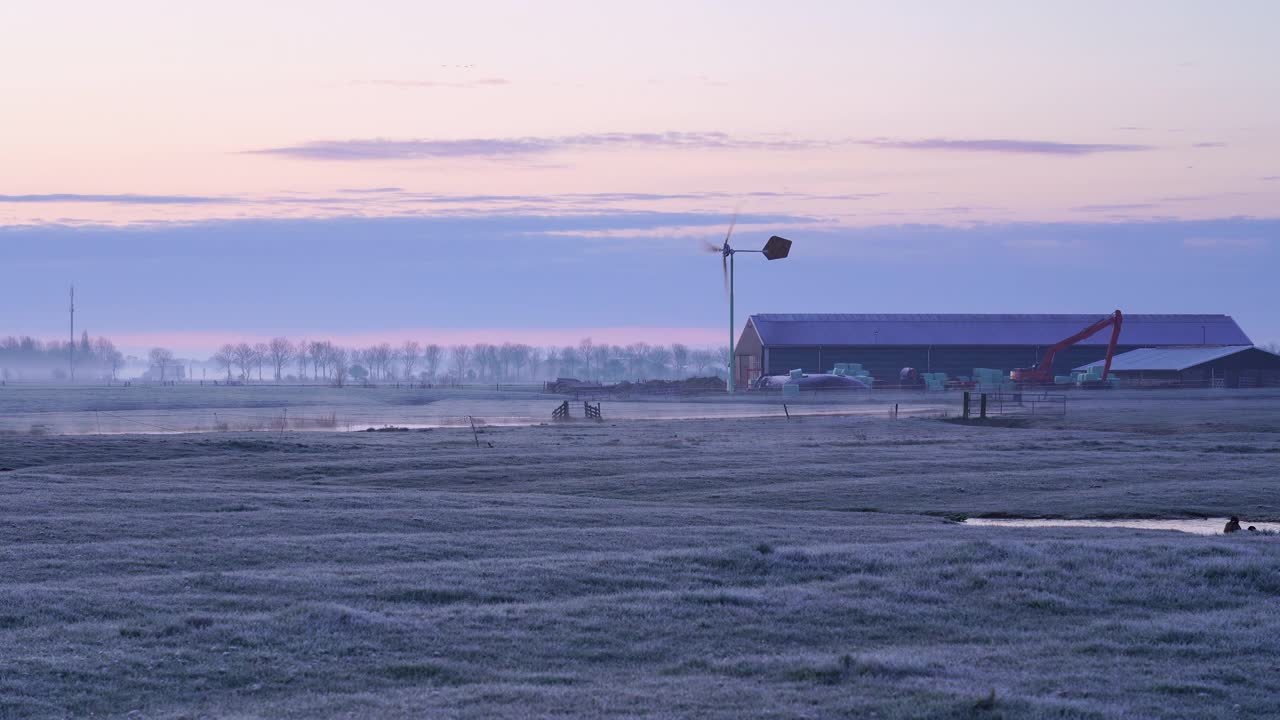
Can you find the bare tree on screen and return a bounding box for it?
[268,337,294,381]
[231,342,255,380]
[214,344,235,380]
[691,349,714,376]
[309,340,327,379]
[647,345,673,379]
[500,343,530,381]
[542,346,560,378]
[149,347,175,382]
[624,343,646,379]
[400,341,421,380]
[450,345,471,383]
[364,343,393,381]
[578,338,594,379]
[526,345,544,380]
[252,343,269,381]
[591,344,609,381]
[294,339,309,380]
[559,345,578,377]
[331,347,350,387]
[94,337,123,381]
[671,343,690,379]
[423,344,443,382]
[349,348,367,380]
[468,343,492,381]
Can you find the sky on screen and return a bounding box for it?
[1,1,1277,356]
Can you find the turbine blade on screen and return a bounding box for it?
[722,254,729,297]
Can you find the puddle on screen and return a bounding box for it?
[964,518,1280,536]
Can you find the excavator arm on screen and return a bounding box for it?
[1012,310,1124,383]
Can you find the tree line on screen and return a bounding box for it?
[203,338,729,385]
[0,333,125,381]
[2,333,730,384]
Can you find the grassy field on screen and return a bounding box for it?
[2,390,1279,718]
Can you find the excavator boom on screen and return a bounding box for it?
[1011,311,1124,384]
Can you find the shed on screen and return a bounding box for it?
[1073,346,1280,388]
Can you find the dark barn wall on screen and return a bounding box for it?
[764,344,1151,380]
[1183,349,1280,387]
[1110,349,1280,388]
[1211,348,1280,372]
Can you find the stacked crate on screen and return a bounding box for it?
[973,368,1013,393]
[831,363,874,387]
[921,372,948,391]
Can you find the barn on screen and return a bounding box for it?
[1074,346,1280,388]
[733,313,1252,387]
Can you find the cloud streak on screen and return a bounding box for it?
[861,138,1154,155]
[247,132,818,161]
[0,187,875,224]
[0,193,236,205]
[1071,202,1160,212]
[250,132,1160,162]
[354,77,510,89]
[389,190,882,206]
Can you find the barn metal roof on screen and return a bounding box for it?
[1073,346,1260,372]
[748,314,1251,347]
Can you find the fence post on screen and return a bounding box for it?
[962,391,970,420]
[979,393,988,420]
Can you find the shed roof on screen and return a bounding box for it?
[1073,346,1266,372]
[748,314,1251,347]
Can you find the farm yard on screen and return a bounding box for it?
[1,388,1279,718]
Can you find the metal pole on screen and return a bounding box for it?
[728,251,735,394]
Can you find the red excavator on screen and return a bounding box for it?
[1011,310,1124,385]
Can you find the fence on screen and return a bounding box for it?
[963,390,1066,418]
[552,401,570,421]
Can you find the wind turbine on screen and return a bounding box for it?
[705,216,792,393]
